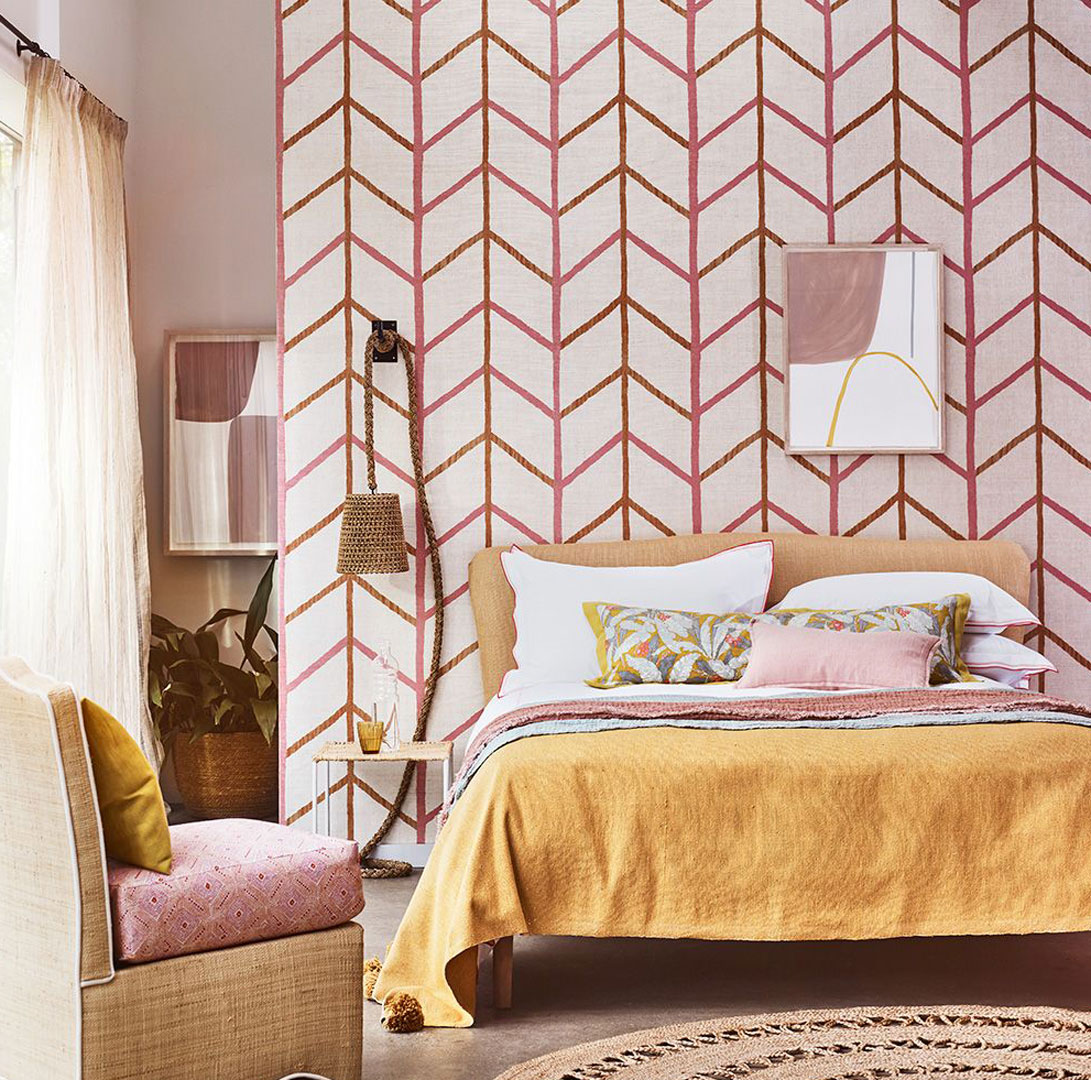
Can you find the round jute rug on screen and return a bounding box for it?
[494,1005,1091,1080]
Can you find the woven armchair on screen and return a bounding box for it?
[0,658,363,1080]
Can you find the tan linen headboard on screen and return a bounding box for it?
[468,532,1031,700]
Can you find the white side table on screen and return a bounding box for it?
[310,740,454,835]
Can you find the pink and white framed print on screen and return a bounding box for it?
[783,244,944,455]
[166,332,277,556]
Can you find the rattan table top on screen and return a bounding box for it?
[312,740,453,763]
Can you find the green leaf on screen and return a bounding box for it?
[252,698,277,744]
[197,607,246,633]
[213,699,234,726]
[148,670,162,708]
[254,672,272,698]
[151,613,184,637]
[243,558,276,658]
[195,630,220,663]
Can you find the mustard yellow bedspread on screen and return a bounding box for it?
[374,720,1091,1026]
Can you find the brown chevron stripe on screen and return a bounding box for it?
[286,575,349,624]
[567,498,625,543]
[492,436,553,486]
[422,29,482,80]
[350,168,413,219]
[625,97,688,148]
[762,29,823,81]
[284,300,344,351]
[899,93,960,143]
[628,298,687,348]
[626,166,688,217]
[425,434,487,483]
[1036,26,1091,76]
[834,91,893,143]
[699,228,761,278]
[700,431,763,482]
[490,231,550,281]
[696,28,756,78]
[562,368,622,418]
[284,98,342,150]
[487,30,549,82]
[349,99,412,150]
[629,369,689,419]
[971,23,1029,73]
[974,223,1034,273]
[561,166,621,216]
[424,231,485,280]
[285,371,345,420]
[976,427,1035,474]
[562,296,622,349]
[561,96,620,147]
[286,167,347,217]
[833,162,895,212]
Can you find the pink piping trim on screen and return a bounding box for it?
[497,539,776,699]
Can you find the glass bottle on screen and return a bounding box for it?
[371,640,400,748]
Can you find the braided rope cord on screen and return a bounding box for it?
[356,328,445,878]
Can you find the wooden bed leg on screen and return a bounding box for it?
[492,935,513,1009]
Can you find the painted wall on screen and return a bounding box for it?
[126,1,278,634]
[279,0,1090,842]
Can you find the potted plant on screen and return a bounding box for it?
[149,558,278,819]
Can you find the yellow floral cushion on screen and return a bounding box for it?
[584,602,756,688]
[584,594,972,689]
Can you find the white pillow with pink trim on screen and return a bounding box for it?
[499,541,774,697]
[773,571,1037,635]
[962,633,1056,687]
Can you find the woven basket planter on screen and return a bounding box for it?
[173,731,278,820]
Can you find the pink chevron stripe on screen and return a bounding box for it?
[933,455,968,481]
[432,505,487,549]
[424,99,484,151]
[972,157,1030,207]
[1043,560,1091,603]
[977,358,1035,407]
[700,363,762,415]
[423,301,487,352]
[836,455,871,483]
[1042,359,1091,404]
[699,162,758,212]
[562,432,623,486]
[981,497,1035,539]
[628,233,690,281]
[1042,295,1091,337]
[1039,96,1091,140]
[422,366,484,417]
[721,502,762,532]
[975,294,1033,344]
[698,98,757,150]
[488,165,551,215]
[422,580,469,621]
[630,434,692,483]
[898,27,959,76]
[493,303,553,349]
[353,445,414,488]
[349,32,412,82]
[767,501,818,534]
[766,164,827,212]
[350,234,415,282]
[700,298,761,349]
[972,94,1030,144]
[283,32,343,87]
[284,232,345,287]
[559,30,618,83]
[491,506,549,544]
[625,31,687,80]
[286,435,347,490]
[1039,161,1091,205]
[423,165,483,215]
[1043,497,1091,540]
[562,230,622,285]
[493,366,553,417]
[287,636,349,693]
[833,26,891,81]
[490,101,551,147]
[765,99,825,145]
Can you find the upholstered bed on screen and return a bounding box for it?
[374,533,1091,1027]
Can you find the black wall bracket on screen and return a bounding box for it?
[371,319,399,362]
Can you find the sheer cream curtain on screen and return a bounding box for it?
[1,59,154,758]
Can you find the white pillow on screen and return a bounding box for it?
[773,571,1036,634]
[962,634,1056,687]
[499,541,774,696]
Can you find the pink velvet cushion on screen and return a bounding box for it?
[737,620,940,691]
[108,819,364,963]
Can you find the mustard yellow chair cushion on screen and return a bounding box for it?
[81,698,171,874]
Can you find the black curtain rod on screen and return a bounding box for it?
[0,12,49,59]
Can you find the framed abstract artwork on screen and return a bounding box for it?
[166,331,277,556]
[783,244,944,455]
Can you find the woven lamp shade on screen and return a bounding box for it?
[337,492,410,574]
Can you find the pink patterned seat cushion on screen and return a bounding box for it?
[107,819,364,963]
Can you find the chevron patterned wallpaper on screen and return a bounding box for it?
[276,0,1091,839]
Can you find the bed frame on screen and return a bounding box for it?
[466,531,1031,1009]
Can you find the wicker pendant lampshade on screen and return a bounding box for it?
[336,492,410,575]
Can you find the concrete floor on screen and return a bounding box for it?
[361,873,1091,1080]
